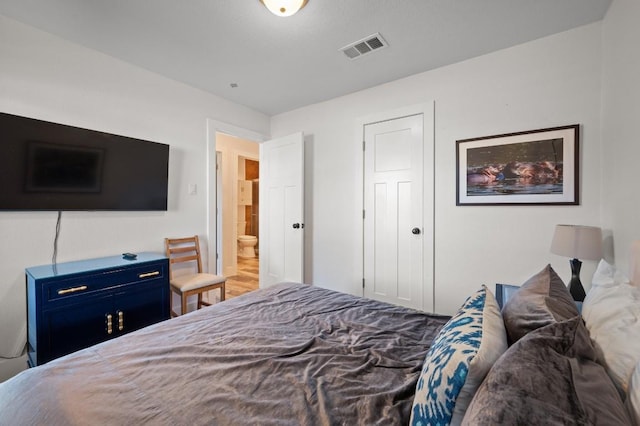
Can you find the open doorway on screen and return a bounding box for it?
[206,118,268,297]
[213,131,261,299]
[234,155,259,297]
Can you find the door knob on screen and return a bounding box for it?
[292,223,300,229]
[412,227,421,235]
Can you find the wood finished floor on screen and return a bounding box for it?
[225,256,259,299]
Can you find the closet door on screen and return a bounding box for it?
[363,114,426,310]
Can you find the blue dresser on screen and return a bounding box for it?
[26,252,170,367]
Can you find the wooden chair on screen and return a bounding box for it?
[164,236,226,317]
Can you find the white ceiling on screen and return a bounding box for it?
[0,0,612,116]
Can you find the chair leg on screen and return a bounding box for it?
[181,293,188,316]
[220,283,226,302]
[169,287,178,318]
[197,292,203,309]
[169,289,173,317]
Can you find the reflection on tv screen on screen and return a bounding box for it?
[26,142,104,193]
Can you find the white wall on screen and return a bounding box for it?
[271,22,604,315]
[601,0,640,273]
[0,15,269,380]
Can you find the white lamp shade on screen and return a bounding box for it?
[260,0,308,17]
[550,224,603,261]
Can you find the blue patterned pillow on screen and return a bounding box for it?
[410,285,507,426]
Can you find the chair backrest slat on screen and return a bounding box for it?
[169,246,197,255]
[169,254,198,264]
[164,235,204,278]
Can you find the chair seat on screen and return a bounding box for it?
[170,272,226,293]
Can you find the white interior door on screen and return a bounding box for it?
[259,132,304,287]
[364,115,424,310]
[216,151,223,275]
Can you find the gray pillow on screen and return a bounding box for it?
[502,264,579,344]
[461,316,632,426]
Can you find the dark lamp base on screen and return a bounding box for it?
[568,258,586,302]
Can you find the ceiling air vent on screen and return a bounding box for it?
[340,33,387,60]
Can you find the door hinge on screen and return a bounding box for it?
[362,140,365,151]
[362,209,365,219]
[362,278,365,289]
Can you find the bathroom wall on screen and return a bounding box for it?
[237,158,259,237]
[245,159,259,239]
[215,134,259,277]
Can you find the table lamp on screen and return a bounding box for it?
[550,224,603,301]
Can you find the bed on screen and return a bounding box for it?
[0,282,449,425]
[2,244,640,425]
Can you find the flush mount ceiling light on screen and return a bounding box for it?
[260,0,308,17]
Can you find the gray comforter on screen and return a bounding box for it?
[0,283,448,425]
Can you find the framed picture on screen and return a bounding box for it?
[456,124,579,206]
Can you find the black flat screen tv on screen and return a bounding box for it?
[0,112,169,211]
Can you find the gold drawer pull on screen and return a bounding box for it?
[106,314,113,335]
[139,271,160,279]
[57,285,88,295]
[118,311,124,331]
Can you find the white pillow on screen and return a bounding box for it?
[627,361,640,426]
[591,258,630,287]
[583,260,640,395]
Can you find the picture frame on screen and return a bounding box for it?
[456,124,579,206]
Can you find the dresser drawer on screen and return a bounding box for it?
[43,262,166,304]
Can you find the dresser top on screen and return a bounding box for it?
[26,252,167,280]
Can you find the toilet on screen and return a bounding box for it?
[238,235,258,258]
